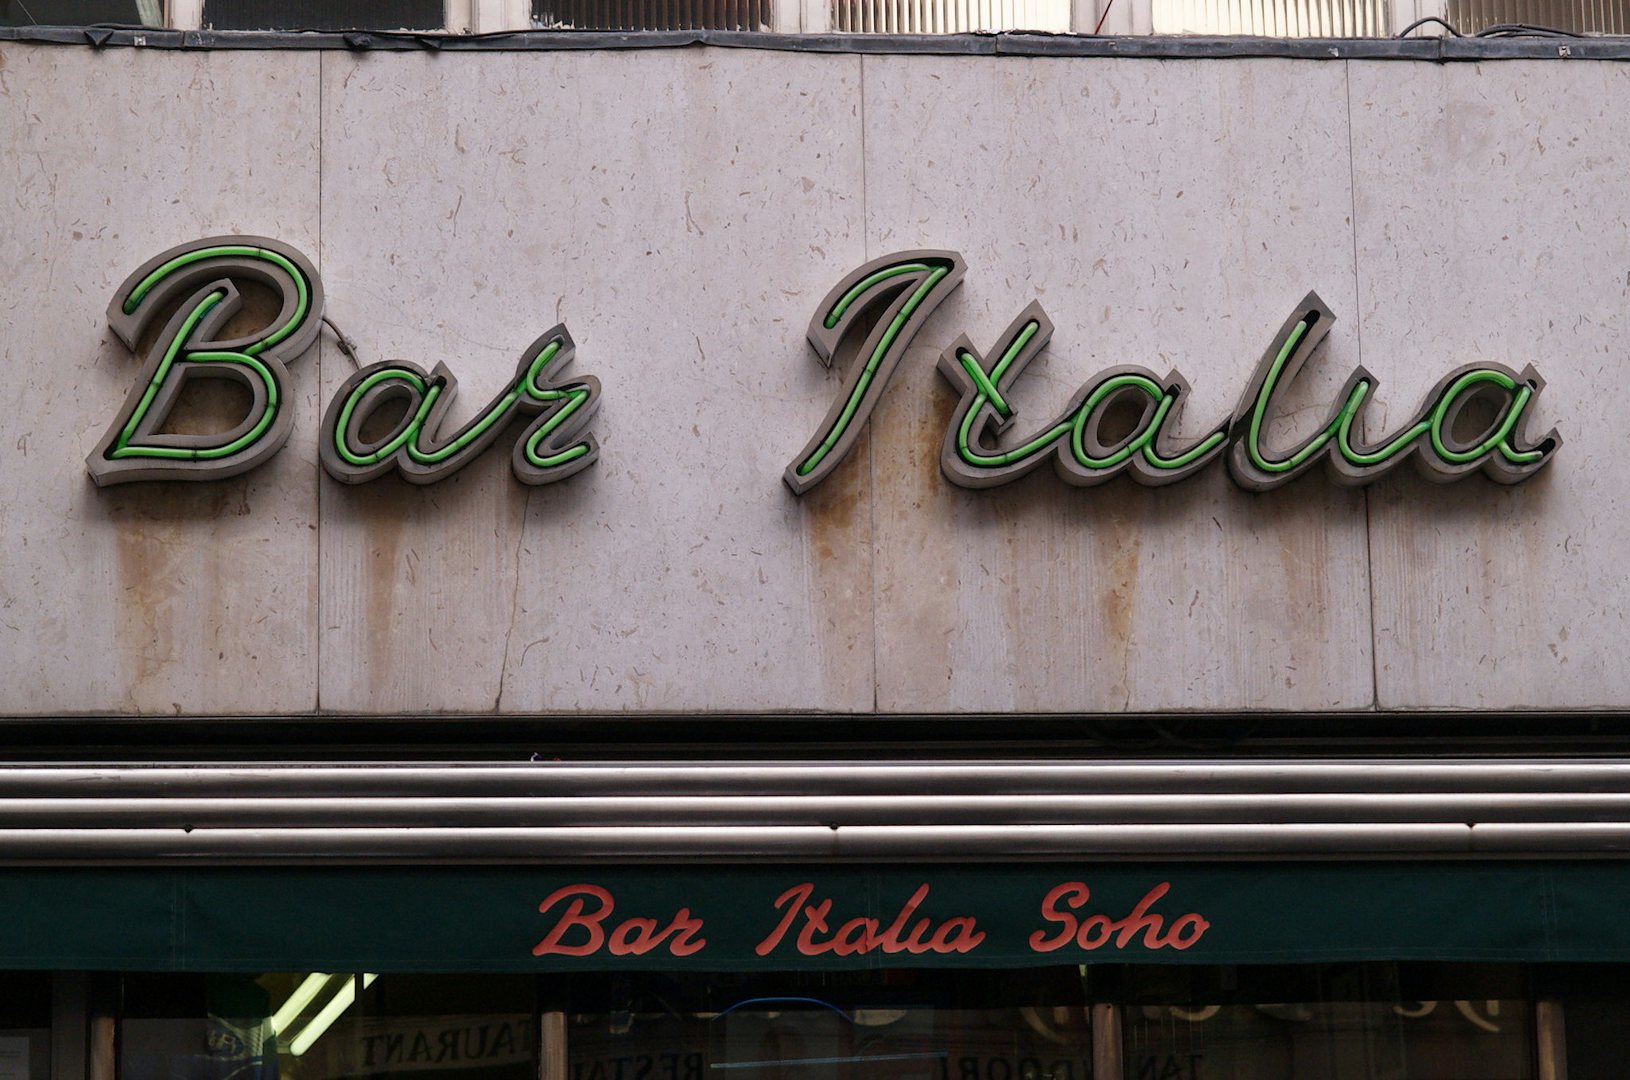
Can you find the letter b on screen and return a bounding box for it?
[534,884,614,956]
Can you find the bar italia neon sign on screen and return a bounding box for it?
[86,236,600,487]
[786,250,1559,494]
[86,238,1559,490]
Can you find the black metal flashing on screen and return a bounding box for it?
[0,23,1624,59]
[3,713,1630,762]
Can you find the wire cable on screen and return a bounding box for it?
[1476,21,1583,36]
[1395,15,1462,35]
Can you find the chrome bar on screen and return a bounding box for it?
[0,762,1615,862]
[0,761,1629,796]
[0,791,1625,826]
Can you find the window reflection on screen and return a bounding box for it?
[1125,1002,1531,1080]
[564,971,1094,1080]
[0,975,49,1080]
[123,975,278,1080]
[570,1007,1094,1080]
[121,975,537,1080]
[111,966,1539,1080]
[1118,965,1532,1080]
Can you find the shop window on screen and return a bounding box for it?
[202,1,445,29]
[530,0,776,31]
[1124,1002,1532,1079]
[569,999,1096,1078]
[1118,963,1534,1080]
[108,966,1558,1079]
[120,973,539,1080]
[0,975,50,1080]
[562,968,1095,1080]
[0,1,161,24]
[1150,0,1389,35]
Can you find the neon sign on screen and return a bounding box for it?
[87,236,600,487]
[787,251,1560,494]
[86,239,1558,493]
[319,329,599,486]
[86,237,323,485]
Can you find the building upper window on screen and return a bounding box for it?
[531,0,776,32]
[1,0,161,25]
[1444,0,1623,33]
[827,0,1071,33]
[1152,0,1389,34]
[204,0,445,29]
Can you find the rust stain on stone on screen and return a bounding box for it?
[800,423,872,703]
[1103,528,1143,647]
[1267,487,1331,631]
[804,451,861,542]
[109,482,242,708]
[1103,494,1154,708]
[102,283,297,709]
[354,483,405,702]
[113,502,182,694]
[870,366,962,709]
[913,378,957,503]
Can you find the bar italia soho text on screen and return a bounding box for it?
[531,880,1210,960]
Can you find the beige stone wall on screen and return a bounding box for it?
[0,45,1618,714]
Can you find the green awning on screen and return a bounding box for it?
[0,861,1623,971]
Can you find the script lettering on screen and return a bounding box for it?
[789,254,1560,494]
[322,327,600,486]
[533,885,706,958]
[87,235,323,485]
[784,250,967,494]
[755,882,984,958]
[1030,881,1209,953]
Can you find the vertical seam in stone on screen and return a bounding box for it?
[497,491,531,712]
[860,53,879,713]
[1345,60,1380,712]
[315,50,325,715]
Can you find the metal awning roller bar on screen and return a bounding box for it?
[0,760,1624,862]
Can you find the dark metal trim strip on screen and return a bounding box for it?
[0,24,1620,59]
